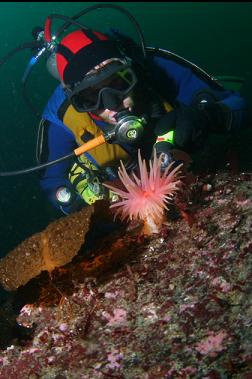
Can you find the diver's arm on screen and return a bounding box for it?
[39,121,87,215]
[151,56,249,161]
[151,56,249,132]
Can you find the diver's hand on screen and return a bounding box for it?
[154,106,211,152]
[156,151,174,171]
[152,142,193,173]
[152,143,176,171]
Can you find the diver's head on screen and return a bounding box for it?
[55,28,138,123]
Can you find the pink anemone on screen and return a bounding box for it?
[105,150,183,235]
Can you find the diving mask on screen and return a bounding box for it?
[67,60,137,112]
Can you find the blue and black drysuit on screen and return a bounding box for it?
[40,52,249,214]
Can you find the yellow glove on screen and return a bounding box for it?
[69,159,115,205]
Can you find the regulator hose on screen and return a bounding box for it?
[0,134,106,176]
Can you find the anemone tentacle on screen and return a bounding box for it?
[104,150,183,228]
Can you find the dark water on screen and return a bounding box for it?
[0,2,251,257]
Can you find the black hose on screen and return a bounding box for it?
[45,13,89,36]
[0,4,146,178]
[54,3,147,60]
[0,152,74,177]
[21,81,41,119]
[0,41,43,66]
[147,47,224,91]
[0,40,45,120]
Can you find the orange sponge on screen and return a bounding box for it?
[0,206,94,291]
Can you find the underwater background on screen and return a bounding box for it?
[0,2,251,258]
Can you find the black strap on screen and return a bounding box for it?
[57,98,71,121]
[82,28,100,42]
[57,44,74,62]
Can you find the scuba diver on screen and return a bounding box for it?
[0,4,249,215]
[39,26,249,215]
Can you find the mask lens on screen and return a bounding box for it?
[71,67,137,112]
[72,88,100,110]
[106,69,135,91]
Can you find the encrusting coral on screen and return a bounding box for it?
[105,150,183,235]
[0,205,94,291]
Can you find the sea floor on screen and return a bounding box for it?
[0,167,252,378]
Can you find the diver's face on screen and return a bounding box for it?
[86,58,136,124]
[95,94,134,125]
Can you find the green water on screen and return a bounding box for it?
[0,2,251,256]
